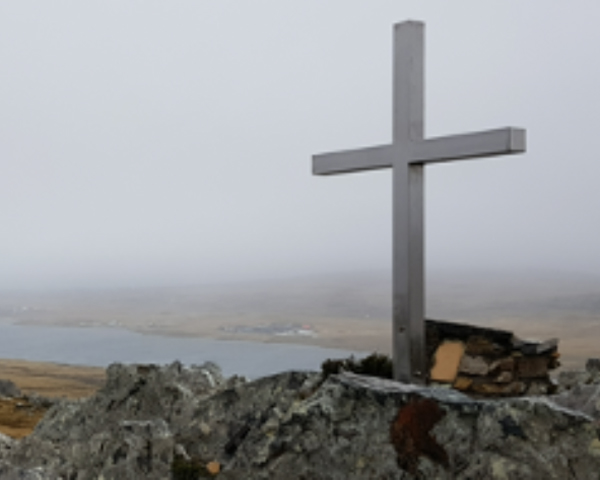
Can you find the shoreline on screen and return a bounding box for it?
[3,315,597,372]
[13,316,390,355]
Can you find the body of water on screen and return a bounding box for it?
[0,320,362,378]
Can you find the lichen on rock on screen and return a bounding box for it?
[0,361,600,479]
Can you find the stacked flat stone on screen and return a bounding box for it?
[427,319,559,397]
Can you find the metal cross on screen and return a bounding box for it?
[312,21,526,383]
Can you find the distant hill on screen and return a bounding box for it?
[1,268,598,367]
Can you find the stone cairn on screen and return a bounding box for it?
[427,319,559,396]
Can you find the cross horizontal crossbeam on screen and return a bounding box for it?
[313,128,526,175]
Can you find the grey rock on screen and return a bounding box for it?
[555,359,600,395]
[0,463,48,480]
[519,338,559,355]
[458,355,489,376]
[556,369,591,392]
[1,361,231,479]
[2,362,600,479]
[551,382,600,421]
[489,356,515,374]
[586,358,600,375]
[526,381,551,395]
[0,379,20,399]
[0,432,13,459]
[22,393,56,410]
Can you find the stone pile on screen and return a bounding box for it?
[427,319,560,397]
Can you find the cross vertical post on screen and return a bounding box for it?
[392,22,426,382]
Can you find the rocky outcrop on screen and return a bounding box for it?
[550,358,600,422]
[1,361,600,479]
[0,380,20,399]
[0,432,13,453]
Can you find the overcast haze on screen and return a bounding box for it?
[1,2,599,290]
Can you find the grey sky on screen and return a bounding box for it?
[1,1,599,289]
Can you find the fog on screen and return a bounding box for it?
[1,1,599,290]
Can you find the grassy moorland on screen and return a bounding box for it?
[0,397,47,439]
[0,359,105,399]
[0,360,105,438]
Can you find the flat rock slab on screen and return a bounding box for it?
[430,341,465,383]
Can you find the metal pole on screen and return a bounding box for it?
[392,21,426,382]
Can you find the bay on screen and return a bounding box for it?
[0,320,362,379]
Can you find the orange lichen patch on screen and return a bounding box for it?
[0,398,48,439]
[390,397,449,474]
[206,461,221,475]
[430,341,465,383]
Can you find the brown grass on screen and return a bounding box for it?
[0,398,47,439]
[0,359,106,439]
[0,359,105,399]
